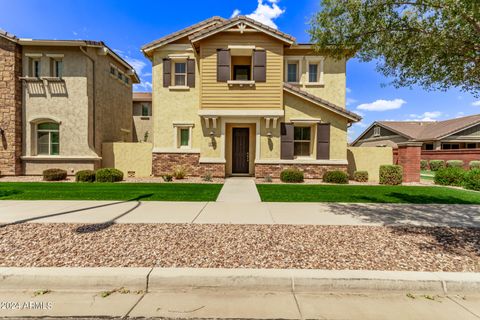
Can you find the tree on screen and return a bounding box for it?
[309,0,480,96]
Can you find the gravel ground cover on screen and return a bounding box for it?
[0,223,478,271]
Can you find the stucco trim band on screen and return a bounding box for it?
[255,159,348,165]
[199,157,227,164]
[198,109,284,117]
[152,148,201,154]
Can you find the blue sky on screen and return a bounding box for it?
[1,0,478,141]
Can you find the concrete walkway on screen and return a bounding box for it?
[216,177,261,202]
[0,200,479,227]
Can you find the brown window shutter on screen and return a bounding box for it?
[252,50,266,82]
[280,122,294,160]
[163,58,171,87]
[217,49,230,82]
[187,58,195,88]
[316,123,330,160]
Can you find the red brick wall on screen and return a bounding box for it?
[152,153,225,177]
[255,163,347,179]
[421,150,480,169]
[0,37,22,175]
[397,145,421,183]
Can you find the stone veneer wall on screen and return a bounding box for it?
[0,37,22,175]
[152,153,225,177]
[255,163,347,179]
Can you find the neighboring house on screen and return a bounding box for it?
[132,92,152,142]
[351,115,480,167]
[141,15,361,178]
[0,30,140,175]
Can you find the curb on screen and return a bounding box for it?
[0,268,479,294]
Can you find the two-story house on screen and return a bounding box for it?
[142,16,361,178]
[0,30,140,175]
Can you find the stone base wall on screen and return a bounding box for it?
[0,36,22,176]
[255,163,347,179]
[152,153,225,177]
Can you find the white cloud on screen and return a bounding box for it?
[472,100,480,106]
[125,57,147,77]
[357,99,406,111]
[346,97,357,106]
[346,87,352,93]
[230,9,241,18]
[134,81,152,92]
[231,0,285,29]
[406,111,442,121]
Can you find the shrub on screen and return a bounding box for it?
[75,170,96,183]
[434,167,466,186]
[280,168,304,183]
[420,160,428,171]
[172,165,187,179]
[446,160,464,168]
[162,174,173,182]
[353,171,369,182]
[464,169,480,191]
[43,168,67,181]
[469,160,480,170]
[95,168,124,182]
[429,160,445,171]
[323,170,349,184]
[379,165,403,185]
[202,172,213,182]
[264,175,272,183]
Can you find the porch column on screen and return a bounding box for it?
[397,142,423,183]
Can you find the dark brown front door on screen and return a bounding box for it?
[232,128,249,174]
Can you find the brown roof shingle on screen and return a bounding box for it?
[283,83,362,122]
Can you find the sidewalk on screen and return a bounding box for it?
[0,268,479,319]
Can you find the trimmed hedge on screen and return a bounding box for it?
[323,170,349,184]
[420,160,428,171]
[469,160,480,170]
[43,168,67,181]
[464,169,480,191]
[353,171,369,182]
[379,165,403,185]
[434,167,466,186]
[75,170,96,183]
[429,160,445,171]
[446,160,464,168]
[95,168,124,183]
[280,168,304,183]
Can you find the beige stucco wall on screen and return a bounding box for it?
[354,136,408,148]
[133,116,153,142]
[102,142,153,177]
[347,147,393,182]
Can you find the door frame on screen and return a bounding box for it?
[223,120,259,176]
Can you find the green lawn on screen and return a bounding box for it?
[256,184,480,204]
[0,183,222,201]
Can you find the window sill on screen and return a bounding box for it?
[286,81,301,85]
[304,82,324,87]
[19,76,43,82]
[42,77,64,82]
[168,86,190,91]
[227,80,255,87]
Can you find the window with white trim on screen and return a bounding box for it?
[37,122,59,155]
[173,124,193,149]
[306,57,324,84]
[287,62,299,82]
[30,58,41,77]
[373,126,381,137]
[294,126,311,157]
[51,59,63,77]
[174,62,187,86]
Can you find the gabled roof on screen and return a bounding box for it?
[189,15,296,46]
[141,16,226,54]
[0,29,18,43]
[283,83,361,123]
[133,92,152,102]
[352,114,480,145]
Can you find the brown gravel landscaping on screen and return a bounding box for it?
[0,223,479,271]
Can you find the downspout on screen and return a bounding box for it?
[79,46,96,151]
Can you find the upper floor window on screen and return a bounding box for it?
[216,48,266,83]
[174,62,187,86]
[52,59,63,78]
[287,62,299,82]
[373,126,381,137]
[142,104,150,117]
[294,126,311,157]
[308,64,318,83]
[30,58,41,77]
[117,71,124,81]
[110,66,116,76]
[306,58,324,84]
[233,65,250,81]
[37,122,59,155]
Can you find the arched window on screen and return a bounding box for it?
[37,122,59,155]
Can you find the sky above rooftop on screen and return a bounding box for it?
[1,0,478,141]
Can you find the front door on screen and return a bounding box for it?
[232,128,249,174]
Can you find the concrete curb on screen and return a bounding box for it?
[0,267,479,294]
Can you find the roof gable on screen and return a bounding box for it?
[189,16,296,47]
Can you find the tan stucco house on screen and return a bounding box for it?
[0,30,140,175]
[142,16,361,178]
[132,92,153,142]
